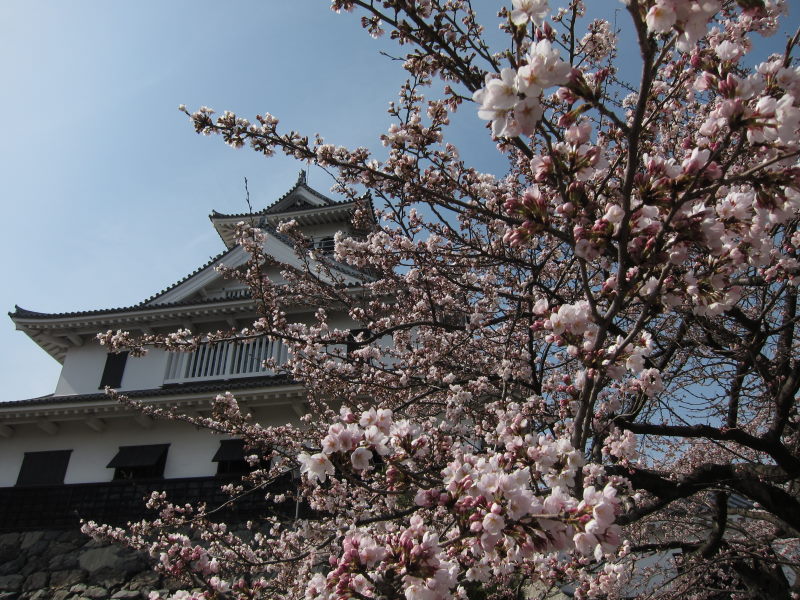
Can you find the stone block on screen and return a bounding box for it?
[20,532,44,550]
[81,549,147,588]
[94,573,126,590]
[0,574,23,592]
[0,534,19,562]
[51,569,87,589]
[46,542,80,558]
[79,548,123,574]
[83,586,109,599]
[128,571,160,592]
[22,571,48,591]
[0,556,25,576]
[21,558,45,577]
[58,530,85,544]
[111,591,142,599]
[25,541,50,557]
[49,552,79,570]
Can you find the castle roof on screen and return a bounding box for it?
[208,171,375,249]
[0,374,294,410]
[0,374,305,427]
[10,175,372,362]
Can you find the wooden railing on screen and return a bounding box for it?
[164,338,288,384]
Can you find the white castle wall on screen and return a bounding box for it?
[54,343,109,396]
[0,404,299,487]
[119,349,170,392]
[55,345,169,397]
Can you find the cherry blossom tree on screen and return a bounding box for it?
[87,1,800,598]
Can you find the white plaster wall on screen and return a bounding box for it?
[0,406,298,487]
[54,344,169,396]
[0,400,303,486]
[120,349,169,392]
[0,419,213,486]
[51,311,374,400]
[55,343,108,396]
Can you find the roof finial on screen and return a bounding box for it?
[297,169,307,185]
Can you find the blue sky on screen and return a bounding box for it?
[1,2,797,401]
[0,1,505,401]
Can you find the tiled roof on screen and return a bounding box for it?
[11,178,375,324]
[211,171,331,220]
[10,243,243,321]
[209,172,370,221]
[210,199,353,220]
[141,245,237,305]
[0,375,297,408]
[9,243,250,322]
[9,294,251,321]
[10,274,366,322]
[261,224,372,282]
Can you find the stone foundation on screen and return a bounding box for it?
[0,530,178,600]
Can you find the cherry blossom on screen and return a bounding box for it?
[510,0,550,27]
[87,1,800,598]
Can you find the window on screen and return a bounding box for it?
[212,439,250,476]
[107,444,169,480]
[16,450,72,486]
[346,329,371,356]
[99,351,129,389]
[317,236,335,255]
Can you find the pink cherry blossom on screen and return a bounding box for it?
[87,2,800,598]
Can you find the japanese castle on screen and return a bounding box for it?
[1,173,370,530]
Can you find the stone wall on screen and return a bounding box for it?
[0,530,178,600]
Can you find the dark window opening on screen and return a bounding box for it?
[107,444,169,480]
[99,351,129,389]
[212,439,250,476]
[346,329,371,355]
[16,450,72,486]
[317,237,335,255]
[439,310,466,329]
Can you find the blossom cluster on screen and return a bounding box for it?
[473,36,570,137]
[90,0,800,598]
[645,0,722,51]
[298,404,623,599]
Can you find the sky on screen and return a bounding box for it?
[1,2,798,402]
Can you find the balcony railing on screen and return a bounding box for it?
[164,337,288,384]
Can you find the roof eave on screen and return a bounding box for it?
[0,380,306,423]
